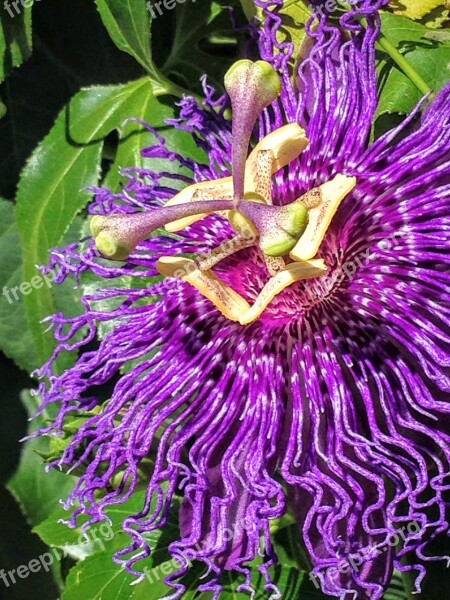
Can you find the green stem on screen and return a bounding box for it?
[399,568,419,600]
[377,34,432,97]
[269,511,297,535]
[150,73,203,103]
[144,62,204,103]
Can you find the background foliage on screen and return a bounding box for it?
[0,1,449,599]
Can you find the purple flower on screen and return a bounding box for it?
[37,0,450,598]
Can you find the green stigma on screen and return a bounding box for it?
[258,203,309,257]
[90,215,134,261]
[95,231,132,261]
[224,59,281,102]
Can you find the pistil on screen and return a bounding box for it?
[90,199,235,260]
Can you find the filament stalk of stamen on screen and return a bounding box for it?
[196,234,256,271]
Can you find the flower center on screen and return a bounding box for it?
[90,60,356,325]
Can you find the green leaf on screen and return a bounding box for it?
[62,553,139,600]
[69,78,205,189]
[420,6,450,29]
[7,390,78,525]
[379,12,428,46]
[15,105,103,366]
[376,13,450,118]
[377,45,450,116]
[239,0,256,21]
[388,0,443,21]
[162,0,243,92]
[0,5,33,83]
[0,199,39,371]
[215,566,305,600]
[34,488,148,558]
[273,522,310,571]
[105,110,205,191]
[62,551,176,600]
[16,77,196,366]
[69,79,155,143]
[383,570,407,600]
[0,197,84,373]
[94,0,154,73]
[34,487,176,548]
[60,490,180,600]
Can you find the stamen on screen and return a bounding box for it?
[239,259,327,325]
[289,174,356,262]
[248,123,308,174]
[224,60,281,205]
[156,256,250,321]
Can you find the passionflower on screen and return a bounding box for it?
[37,0,450,598]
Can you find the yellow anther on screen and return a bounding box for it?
[289,174,356,262]
[156,256,250,321]
[247,123,308,174]
[156,256,326,325]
